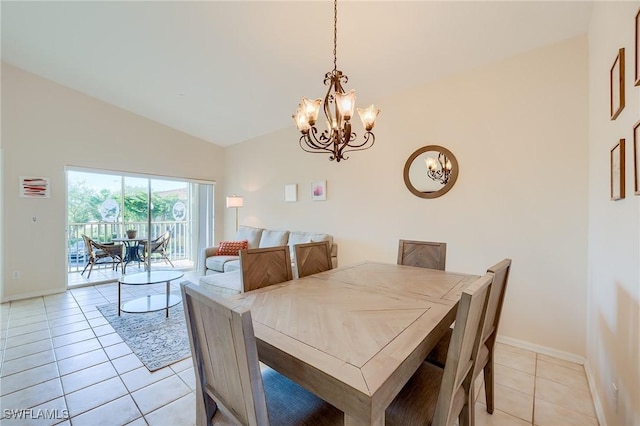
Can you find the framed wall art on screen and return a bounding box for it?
[636,8,640,86]
[20,176,50,198]
[610,139,625,201]
[610,48,625,120]
[634,121,640,195]
[311,180,326,201]
[284,184,298,202]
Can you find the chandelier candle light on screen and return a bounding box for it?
[292,0,380,162]
[425,152,453,185]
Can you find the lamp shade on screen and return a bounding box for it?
[226,195,244,208]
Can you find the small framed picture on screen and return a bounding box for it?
[284,184,297,202]
[20,176,50,198]
[311,180,327,201]
[610,139,625,201]
[610,48,625,120]
[634,121,640,195]
[635,8,640,86]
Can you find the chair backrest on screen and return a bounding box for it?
[432,273,493,425]
[181,281,269,425]
[482,259,512,347]
[397,239,447,270]
[294,241,332,278]
[81,235,94,257]
[239,246,293,292]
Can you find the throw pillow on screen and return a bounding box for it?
[217,240,248,256]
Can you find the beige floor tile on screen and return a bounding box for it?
[3,338,53,361]
[51,329,95,348]
[6,313,48,328]
[495,348,536,375]
[4,329,51,349]
[104,341,132,359]
[0,362,60,396]
[6,320,49,337]
[496,343,536,358]
[536,359,589,392]
[144,392,196,426]
[131,375,191,414]
[57,348,109,376]
[53,338,102,360]
[111,353,144,375]
[70,394,142,426]
[535,377,596,418]
[61,361,118,394]
[97,332,124,347]
[1,349,56,377]
[534,398,598,425]
[495,363,535,395]
[178,366,196,391]
[169,357,193,373]
[49,320,91,337]
[1,396,69,426]
[1,378,64,411]
[475,402,532,426]
[477,382,533,422]
[120,366,173,393]
[47,313,86,328]
[65,376,128,417]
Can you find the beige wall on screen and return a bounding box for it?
[225,36,589,356]
[1,63,226,301]
[588,3,640,425]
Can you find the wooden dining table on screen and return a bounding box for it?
[228,261,478,425]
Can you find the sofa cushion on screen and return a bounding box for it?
[289,231,333,255]
[223,259,240,273]
[236,226,264,249]
[259,229,290,248]
[217,240,248,256]
[205,255,239,273]
[199,270,242,295]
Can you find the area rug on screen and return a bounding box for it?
[96,302,191,371]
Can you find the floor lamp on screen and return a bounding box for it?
[226,195,243,232]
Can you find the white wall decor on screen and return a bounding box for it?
[284,184,297,202]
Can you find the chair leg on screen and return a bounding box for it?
[483,356,495,414]
[81,261,90,276]
[86,262,95,278]
[195,387,217,426]
[164,254,174,268]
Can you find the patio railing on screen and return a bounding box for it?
[67,220,191,272]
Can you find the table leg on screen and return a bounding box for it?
[118,281,121,316]
[166,280,170,318]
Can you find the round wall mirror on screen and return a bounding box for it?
[403,145,459,199]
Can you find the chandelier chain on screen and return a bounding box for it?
[333,0,337,73]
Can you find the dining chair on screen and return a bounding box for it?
[397,239,447,270]
[80,235,124,278]
[180,281,343,426]
[425,258,512,416]
[294,241,333,278]
[139,230,174,267]
[386,272,493,426]
[239,246,293,292]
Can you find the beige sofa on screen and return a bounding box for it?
[199,225,337,295]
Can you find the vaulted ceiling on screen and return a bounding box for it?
[1,1,593,147]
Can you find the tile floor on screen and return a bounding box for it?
[1,279,599,426]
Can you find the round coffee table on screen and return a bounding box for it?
[118,270,184,318]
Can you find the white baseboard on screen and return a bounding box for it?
[496,335,586,365]
[583,359,608,426]
[497,335,607,426]
[1,287,66,303]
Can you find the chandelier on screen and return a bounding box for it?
[425,152,453,184]
[292,0,380,162]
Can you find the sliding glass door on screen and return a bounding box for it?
[67,168,214,283]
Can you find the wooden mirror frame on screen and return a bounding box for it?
[403,145,459,199]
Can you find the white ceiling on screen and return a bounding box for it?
[1,1,593,147]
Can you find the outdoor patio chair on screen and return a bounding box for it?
[139,230,174,267]
[80,234,124,278]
